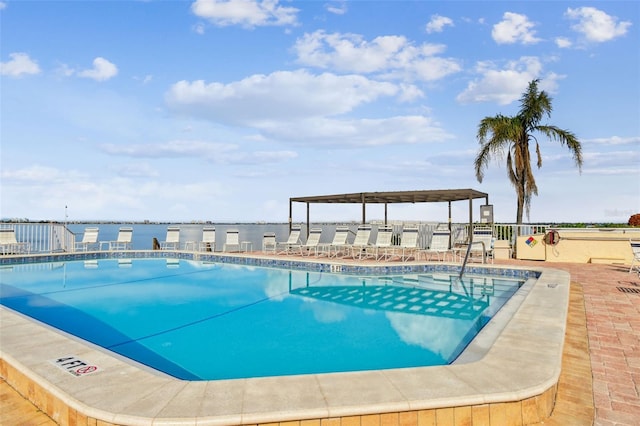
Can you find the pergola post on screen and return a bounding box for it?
[468,196,473,243]
[448,201,452,248]
[306,203,310,238]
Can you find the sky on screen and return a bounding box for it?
[1,0,639,224]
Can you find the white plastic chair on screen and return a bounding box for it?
[276,225,302,254]
[108,227,133,251]
[0,228,30,254]
[198,227,216,252]
[299,228,323,256]
[318,226,350,257]
[74,227,100,251]
[160,226,180,250]
[422,230,451,261]
[262,232,276,253]
[348,224,372,259]
[223,229,241,252]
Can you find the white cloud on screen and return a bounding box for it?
[457,57,562,105]
[0,52,41,77]
[492,12,541,45]
[293,30,461,81]
[78,57,118,81]
[192,22,206,34]
[259,115,452,147]
[165,69,399,124]
[583,136,640,146]
[566,7,632,43]
[425,15,453,33]
[191,0,299,28]
[325,1,347,15]
[1,164,80,182]
[555,37,572,48]
[100,140,297,165]
[111,162,160,178]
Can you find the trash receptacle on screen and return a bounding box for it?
[493,240,512,260]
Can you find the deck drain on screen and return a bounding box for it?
[617,287,640,294]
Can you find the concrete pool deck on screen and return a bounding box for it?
[1,256,638,425]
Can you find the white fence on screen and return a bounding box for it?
[1,221,549,256]
[0,223,75,254]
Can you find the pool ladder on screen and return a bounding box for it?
[458,241,489,280]
[458,242,474,280]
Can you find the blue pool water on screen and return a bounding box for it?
[0,259,523,380]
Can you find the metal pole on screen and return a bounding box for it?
[361,193,366,224]
[306,203,310,238]
[448,201,452,248]
[468,196,473,243]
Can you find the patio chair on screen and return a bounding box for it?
[262,232,277,253]
[74,227,100,252]
[108,227,133,251]
[388,226,420,262]
[160,226,181,250]
[453,227,494,264]
[198,227,216,252]
[223,229,241,252]
[0,228,30,254]
[299,228,323,256]
[630,239,640,275]
[276,225,302,254]
[422,229,451,261]
[348,224,372,259]
[318,226,350,257]
[365,225,394,260]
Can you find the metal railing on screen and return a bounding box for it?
[1,223,75,254]
[1,221,551,257]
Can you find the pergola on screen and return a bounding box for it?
[289,189,490,236]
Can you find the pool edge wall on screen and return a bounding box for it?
[0,252,568,426]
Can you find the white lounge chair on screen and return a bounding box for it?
[318,226,350,257]
[276,225,302,254]
[422,229,451,261]
[630,239,640,275]
[160,226,181,250]
[454,227,494,263]
[223,229,241,252]
[0,228,30,254]
[299,228,323,256]
[366,225,394,260]
[348,224,372,259]
[108,227,133,251]
[388,226,420,262]
[74,227,99,252]
[199,227,216,252]
[262,232,276,253]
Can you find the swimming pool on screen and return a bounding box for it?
[0,252,570,425]
[0,258,523,380]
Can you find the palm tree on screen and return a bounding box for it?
[474,79,583,224]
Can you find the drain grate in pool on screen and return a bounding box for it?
[617,286,640,294]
